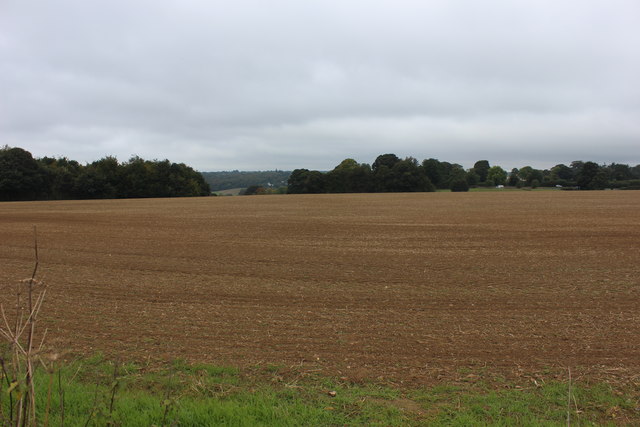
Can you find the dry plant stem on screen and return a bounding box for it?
[24,228,40,427]
[0,227,45,427]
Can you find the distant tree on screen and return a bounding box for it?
[472,160,490,183]
[242,185,265,195]
[570,161,584,178]
[445,164,467,187]
[388,157,435,192]
[465,170,480,186]
[486,166,507,186]
[422,158,444,188]
[550,164,573,181]
[372,154,402,192]
[450,179,469,192]
[287,169,326,194]
[606,163,633,181]
[507,168,519,186]
[372,153,401,172]
[0,146,46,201]
[325,158,373,193]
[577,161,601,189]
[589,169,609,190]
[73,166,115,199]
[287,169,309,194]
[38,156,82,199]
[518,166,543,186]
[201,170,291,192]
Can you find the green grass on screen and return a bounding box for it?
[2,356,638,426]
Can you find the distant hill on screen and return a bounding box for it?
[201,170,291,191]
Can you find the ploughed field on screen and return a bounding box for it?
[1,192,639,385]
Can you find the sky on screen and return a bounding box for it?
[1,0,639,171]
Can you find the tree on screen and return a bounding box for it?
[422,158,444,188]
[507,168,519,186]
[372,153,401,172]
[325,159,373,193]
[589,169,609,190]
[38,156,82,199]
[287,169,326,194]
[607,163,633,181]
[577,161,601,189]
[518,166,543,186]
[465,170,480,186]
[0,146,46,201]
[388,157,435,192]
[450,179,469,192]
[486,166,507,186]
[472,160,490,183]
[242,185,265,195]
[550,164,573,181]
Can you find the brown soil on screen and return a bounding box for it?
[1,191,639,385]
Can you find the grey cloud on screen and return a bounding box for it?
[1,0,639,170]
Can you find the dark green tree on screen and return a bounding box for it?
[372,153,401,172]
[450,179,469,192]
[325,159,373,193]
[287,169,326,194]
[465,170,480,186]
[577,161,601,189]
[388,157,434,192]
[422,158,444,188]
[507,168,520,186]
[486,166,507,186]
[0,146,46,201]
[472,160,490,183]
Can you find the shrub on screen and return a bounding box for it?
[450,179,470,192]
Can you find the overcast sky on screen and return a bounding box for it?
[1,0,639,171]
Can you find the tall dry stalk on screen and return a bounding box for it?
[0,228,47,427]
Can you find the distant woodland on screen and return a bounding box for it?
[286,154,640,194]
[3,146,640,201]
[0,146,210,201]
[201,170,290,191]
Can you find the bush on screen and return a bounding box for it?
[450,179,469,192]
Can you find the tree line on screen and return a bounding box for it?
[287,154,640,194]
[0,146,211,201]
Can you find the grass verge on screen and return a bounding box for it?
[3,355,637,426]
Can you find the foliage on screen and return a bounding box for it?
[241,185,266,195]
[201,170,291,191]
[286,153,640,194]
[450,179,470,192]
[0,147,45,201]
[287,169,326,194]
[325,159,373,193]
[472,160,491,183]
[0,146,210,201]
[486,166,507,186]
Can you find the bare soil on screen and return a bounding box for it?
[1,192,639,385]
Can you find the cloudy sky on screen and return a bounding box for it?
[1,0,639,171]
